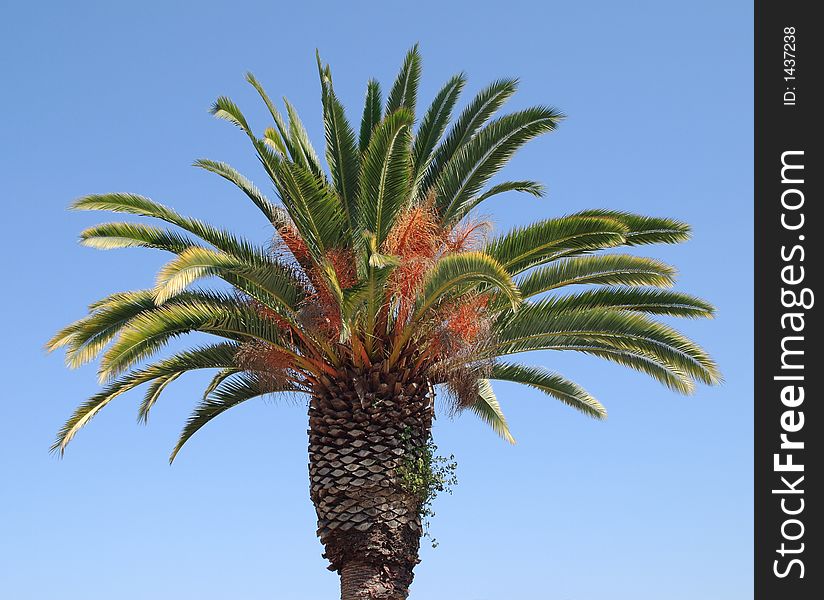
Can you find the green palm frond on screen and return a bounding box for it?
[436,106,563,223]
[72,194,263,264]
[201,367,241,402]
[516,255,676,298]
[318,67,360,232]
[169,373,297,463]
[469,379,516,444]
[210,96,255,139]
[557,341,696,393]
[49,290,241,369]
[152,246,305,310]
[244,72,292,156]
[79,222,196,253]
[411,74,466,187]
[357,108,414,246]
[415,251,521,318]
[450,180,545,224]
[97,298,293,382]
[359,79,382,154]
[284,98,325,179]
[272,160,347,259]
[385,44,421,117]
[419,78,518,198]
[192,159,285,225]
[485,215,629,274]
[52,342,241,455]
[48,289,159,367]
[491,362,605,419]
[572,209,691,246]
[531,288,715,319]
[138,372,182,423]
[496,306,721,387]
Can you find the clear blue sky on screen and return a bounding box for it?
[0,1,752,598]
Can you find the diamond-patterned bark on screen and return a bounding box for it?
[308,362,433,596]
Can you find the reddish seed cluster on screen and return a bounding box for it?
[235,340,293,389]
[444,294,490,342]
[385,204,441,303]
[445,217,490,253]
[277,224,311,266]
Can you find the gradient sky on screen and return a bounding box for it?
[0,2,752,598]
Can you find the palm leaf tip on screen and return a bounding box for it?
[471,380,516,444]
[492,363,607,420]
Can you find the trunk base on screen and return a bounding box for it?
[340,561,412,600]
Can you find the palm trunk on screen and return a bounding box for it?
[308,363,433,599]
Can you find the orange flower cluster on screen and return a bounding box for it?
[384,204,441,303]
[443,294,490,343]
[235,340,294,390]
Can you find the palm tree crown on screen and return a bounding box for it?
[48,46,719,462]
[49,46,721,598]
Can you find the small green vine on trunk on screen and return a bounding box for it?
[397,429,458,548]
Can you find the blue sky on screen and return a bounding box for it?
[0,1,752,598]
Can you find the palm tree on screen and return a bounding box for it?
[48,46,719,599]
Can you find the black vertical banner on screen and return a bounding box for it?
[754,2,821,598]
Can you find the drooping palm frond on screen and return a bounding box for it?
[49,47,718,457]
[52,343,242,454]
[484,215,630,274]
[169,372,298,464]
[192,159,283,224]
[495,306,721,387]
[516,255,677,298]
[491,362,605,419]
[469,379,515,444]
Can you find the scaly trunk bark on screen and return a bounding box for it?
[308,364,433,599]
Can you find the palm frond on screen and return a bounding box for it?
[573,209,691,246]
[516,255,676,298]
[531,288,715,319]
[318,67,360,232]
[98,298,294,382]
[484,215,629,274]
[79,222,196,253]
[210,96,255,140]
[138,372,182,423]
[385,44,421,117]
[284,98,325,179]
[359,79,382,153]
[495,306,721,387]
[415,251,521,318]
[152,246,305,310]
[411,74,466,187]
[419,78,518,198]
[356,108,414,246]
[52,342,240,455]
[245,72,292,156]
[169,373,297,463]
[469,379,516,443]
[272,160,347,259]
[193,159,285,225]
[72,193,264,265]
[436,106,563,223]
[491,362,605,419]
[449,180,545,224]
